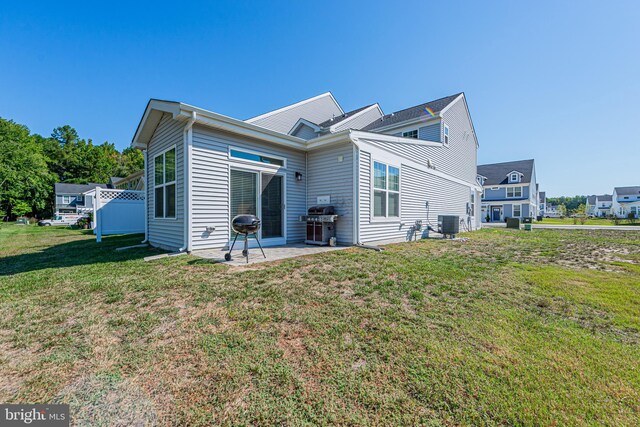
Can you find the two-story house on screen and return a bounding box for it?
[477,159,537,222]
[538,191,546,217]
[54,183,107,214]
[130,92,482,252]
[612,186,640,218]
[586,194,613,217]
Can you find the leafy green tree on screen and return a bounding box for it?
[0,117,55,218]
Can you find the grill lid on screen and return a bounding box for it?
[231,215,261,233]
[308,205,336,215]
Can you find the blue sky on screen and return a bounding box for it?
[1,1,638,196]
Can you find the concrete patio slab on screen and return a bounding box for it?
[192,243,350,266]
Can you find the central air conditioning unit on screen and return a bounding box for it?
[438,215,460,238]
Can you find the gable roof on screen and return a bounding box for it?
[539,191,546,201]
[360,93,462,131]
[477,159,535,186]
[587,195,597,205]
[245,92,344,134]
[317,104,374,128]
[614,186,640,196]
[597,194,612,201]
[55,183,107,194]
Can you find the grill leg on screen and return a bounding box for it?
[253,233,266,258]
[226,232,240,261]
[243,233,249,263]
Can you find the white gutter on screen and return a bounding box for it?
[179,111,197,252]
[141,149,148,243]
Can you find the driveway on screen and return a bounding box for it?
[482,223,640,231]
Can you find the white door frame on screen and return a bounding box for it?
[228,165,287,248]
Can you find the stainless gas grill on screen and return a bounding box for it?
[299,206,339,245]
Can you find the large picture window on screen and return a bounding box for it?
[373,161,400,218]
[154,147,176,218]
[506,186,522,198]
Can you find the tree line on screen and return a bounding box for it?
[0,117,143,219]
[546,196,587,213]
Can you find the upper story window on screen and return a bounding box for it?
[509,173,520,183]
[506,186,522,198]
[402,129,418,139]
[623,196,629,200]
[76,195,84,206]
[62,195,71,204]
[443,124,450,146]
[154,147,176,218]
[373,161,400,218]
[230,149,284,167]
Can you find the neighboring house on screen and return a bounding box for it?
[477,159,538,222]
[54,183,108,214]
[594,194,613,217]
[538,191,546,217]
[131,92,482,252]
[612,186,640,218]
[585,195,598,217]
[545,204,562,217]
[586,194,613,217]
[111,171,145,190]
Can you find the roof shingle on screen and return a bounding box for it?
[360,93,461,132]
[477,159,535,186]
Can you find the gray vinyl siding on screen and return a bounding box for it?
[246,95,342,134]
[190,124,307,250]
[359,152,473,243]
[504,204,513,218]
[147,113,185,251]
[374,97,477,184]
[522,204,530,218]
[418,123,440,141]
[306,143,354,244]
[482,185,530,201]
[292,123,318,140]
[332,107,382,132]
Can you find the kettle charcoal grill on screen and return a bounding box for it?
[225,215,266,263]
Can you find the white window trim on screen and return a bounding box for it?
[153,145,177,220]
[506,186,523,198]
[227,146,287,169]
[371,160,401,221]
[510,173,519,183]
[62,195,71,204]
[443,124,450,146]
[470,191,476,218]
[402,129,418,139]
[513,204,522,217]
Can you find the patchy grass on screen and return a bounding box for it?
[0,224,639,425]
[536,217,640,226]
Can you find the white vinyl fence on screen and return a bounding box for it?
[94,188,145,242]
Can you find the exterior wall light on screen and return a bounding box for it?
[295,172,303,181]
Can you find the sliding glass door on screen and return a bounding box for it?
[261,174,283,238]
[229,169,285,244]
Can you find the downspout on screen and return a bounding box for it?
[352,141,360,245]
[141,149,148,243]
[179,111,197,252]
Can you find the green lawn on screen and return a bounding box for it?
[1,224,639,426]
[536,217,640,226]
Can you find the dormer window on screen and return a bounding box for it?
[402,129,418,139]
[509,173,520,183]
[443,124,450,146]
